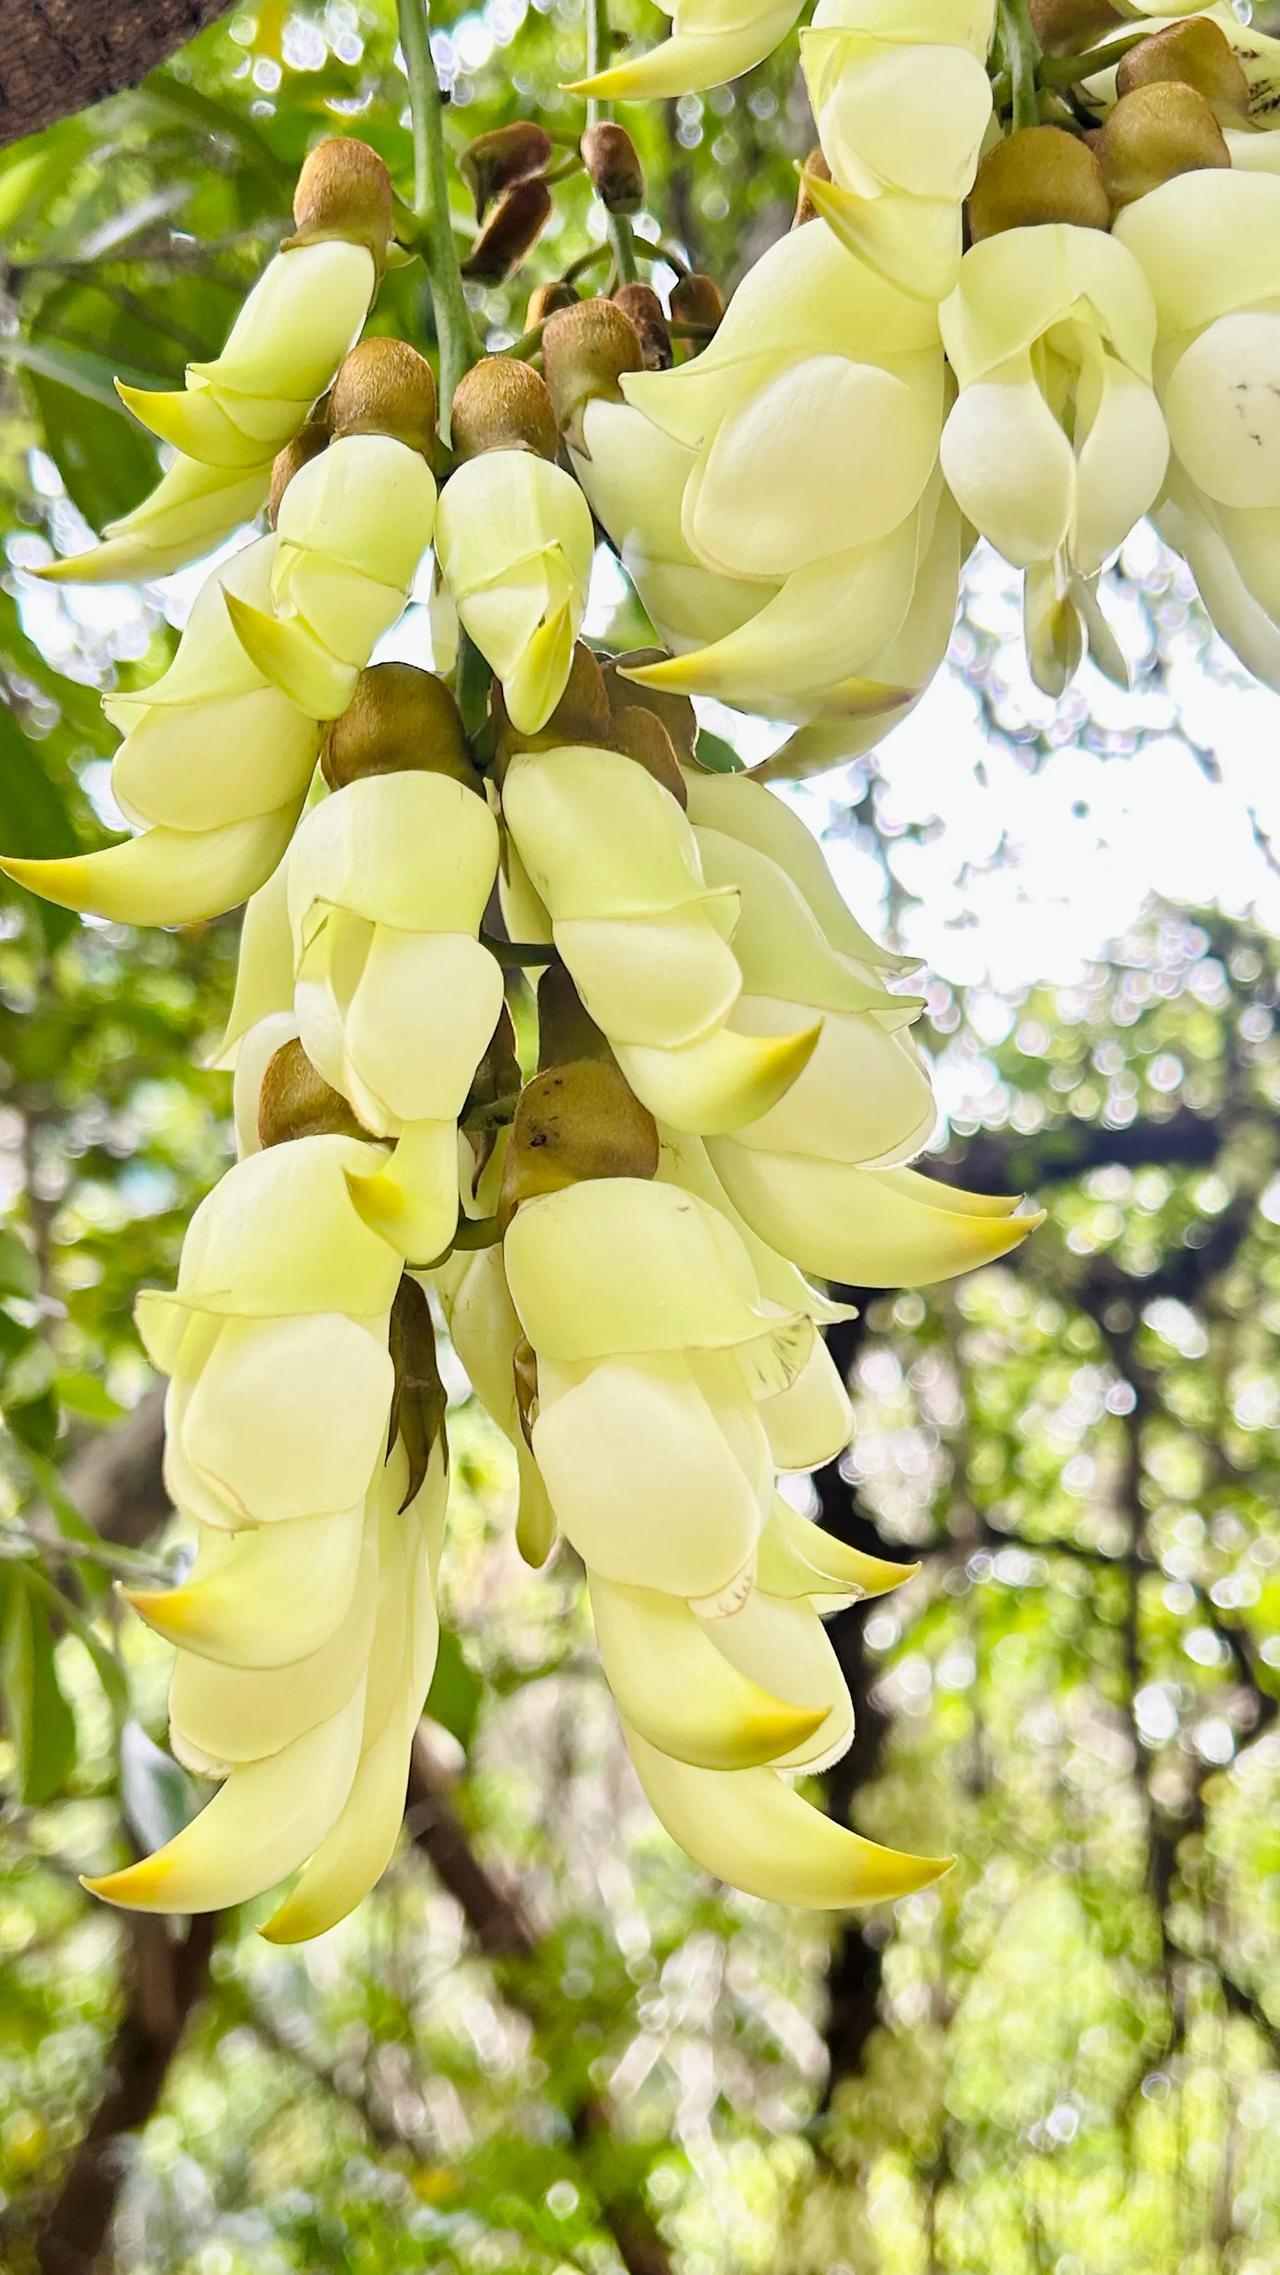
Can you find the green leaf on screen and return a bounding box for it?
[425,1628,483,1751]
[694,731,745,774]
[22,287,166,529]
[0,1576,77,1805]
[120,1719,197,1855]
[0,1230,38,1302]
[0,702,79,949]
[54,1371,127,1426]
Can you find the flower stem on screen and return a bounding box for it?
[1037,30,1147,86]
[585,0,640,284]
[397,0,478,426]
[997,0,1041,131]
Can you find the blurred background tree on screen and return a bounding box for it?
[0,4,1276,2271]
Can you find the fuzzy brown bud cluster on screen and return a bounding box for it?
[320,661,477,792]
[449,356,561,460]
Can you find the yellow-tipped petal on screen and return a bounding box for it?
[709,1146,1042,1287]
[565,4,801,100]
[590,1575,824,1771]
[83,1685,366,1916]
[801,171,963,306]
[616,1018,821,1136]
[38,455,271,586]
[625,1724,951,1908]
[0,804,302,927]
[757,1497,919,1608]
[258,1698,417,1942]
[223,590,354,719]
[115,379,302,469]
[345,1118,459,1267]
[503,599,575,736]
[121,1503,366,1669]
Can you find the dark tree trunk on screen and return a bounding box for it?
[1,2,235,151]
[33,1912,216,2275]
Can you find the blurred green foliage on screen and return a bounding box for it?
[0,4,1275,2272]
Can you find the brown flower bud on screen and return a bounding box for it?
[670,271,725,336]
[1116,19,1251,120]
[541,297,644,453]
[793,147,831,228]
[459,121,554,222]
[497,1058,659,1225]
[581,122,645,215]
[601,650,698,767]
[286,136,395,266]
[387,1275,447,1509]
[613,281,672,371]
[321,661,478,792]
[1095,82,1230,208]
[268,417,329,526]
[328,336,438,461]
[526,279,577,327]
[449,355,560,460]
[967,126,1111,240]
[536,966,613,1073]
[492,641,614,770]
[461,178,553,284]
[464,1004,522,1184]
[258,1038,366,1149]
[609,703,688,806]
[1028,0,1120,57]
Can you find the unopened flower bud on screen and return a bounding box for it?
[388,1275,447,1508]
[449,355,560,461]
[541,298,644,452]
[1095,83,1231,208]
[497,1059,660,1225]
[967,126,1111,240]
[1028,0,1119,57]
[257,1038,366,1148]
[328,336,438,460]
[670,271,725,335]
[1116,19,1251,121]
[268,418,329,526]
[459,121,554,222]
[612,281,672,371]
[793,147,831,228]
[286,136,395,266]
[581,122,645,215]
[321,661,478,792]
[461,178,553,284]
[526,279,577,327]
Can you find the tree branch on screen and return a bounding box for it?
[0,2,235,151]
[22,1914,215,2274]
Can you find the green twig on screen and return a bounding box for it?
[396,0,478,425]
[1037,31,1148,86]
[585,0,640,284]
[997,0,1041,131]
[480,933,561,969]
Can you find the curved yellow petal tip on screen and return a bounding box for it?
[80,1858,168,1908]
[622,652,701,695]
[223,589,351,720]
[119,1584,193,1643]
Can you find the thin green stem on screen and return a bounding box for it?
[397,0,478,425]
[1037,30,1147,86]
[480,934,562,969]
[997,0,1041,131]
[585,0,640,284]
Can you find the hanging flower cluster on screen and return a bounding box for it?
[8,0,1273,1932]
